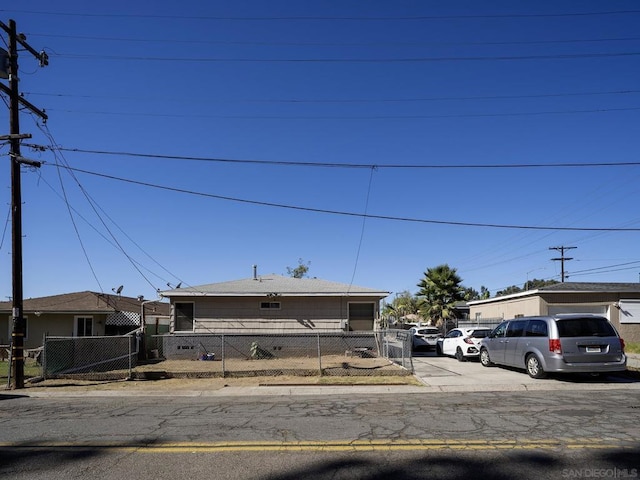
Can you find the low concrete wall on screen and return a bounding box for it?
[159,333,379,361]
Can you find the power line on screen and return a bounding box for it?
[39,125,105,293]
[23,88,640,104]
[568,260,640,276]
[25,32,640,47]
[37,125,164,293]
[51,50,640,63]
[34,145,640,170]
[43,163,640,232]
[3,8,640,20]
[567,265,640,278]
[40,105,640,120]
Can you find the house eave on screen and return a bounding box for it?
[160,292,390,299]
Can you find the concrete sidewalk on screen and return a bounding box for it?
[6,353,638,398]
[4,353,638,398]
[12,377,640,398]
[626,352,640,370]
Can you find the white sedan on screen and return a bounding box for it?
[436,327,492,361]
[409,326,442,351]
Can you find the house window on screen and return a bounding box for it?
[260,301,281,310]
[348,303,375,331]
[175,302,194,331]
[75,316,93,337]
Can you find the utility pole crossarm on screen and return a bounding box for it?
[0,133,31,141]
[549,246,577,283]
[0,20,49,67]
[0,83,47,120]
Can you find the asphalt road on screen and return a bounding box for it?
[1,369,639,480]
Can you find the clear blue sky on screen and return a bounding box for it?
[1,1,639,301]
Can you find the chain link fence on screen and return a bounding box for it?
[457,318,503,330]
[145,332,412,378]
[376,329,414,372]
[36,331,414,381]
[42,334,138,380]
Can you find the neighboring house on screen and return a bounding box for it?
[0,291,170,350]
[468,282,640,342]
[453,301,470,320]
[159,271,390,333]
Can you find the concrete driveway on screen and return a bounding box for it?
[411,351,640,392]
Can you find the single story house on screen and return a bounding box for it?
[159,271,390,333]
[0,291,170,350]
[468,282,640,343]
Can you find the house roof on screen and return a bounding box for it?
[535,282,640,293]
[160,274,390,298]
[468,282,640,306]
[0,291,170,315]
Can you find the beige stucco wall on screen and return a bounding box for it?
[469,292,640,344]
[469,296,542,321]
[608,304,640,344]
[171,295,380,333]
[3,313,108,349]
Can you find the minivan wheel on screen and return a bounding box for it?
[480,348,493,367]
[526,354,547,379]
[455,347,466,362]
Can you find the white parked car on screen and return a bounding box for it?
[409,326,441,351]
[436,327,492,361]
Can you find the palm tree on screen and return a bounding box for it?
[416,264,465,330]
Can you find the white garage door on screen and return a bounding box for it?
[618,300,640,324]
[547,305,608,317]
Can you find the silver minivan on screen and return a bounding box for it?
[479,314,627,378]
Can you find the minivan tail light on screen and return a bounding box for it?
[620,338,625,352]
[549,339,562,354]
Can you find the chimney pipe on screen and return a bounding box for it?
[252,264,257,280]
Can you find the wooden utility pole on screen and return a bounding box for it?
[549,246,576,283]
[0,19,48,389]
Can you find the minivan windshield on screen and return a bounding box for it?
[556,317,617,337]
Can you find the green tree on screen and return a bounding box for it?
[462,286,491,300]
[496,285,522,296]
[416,264,465,329]
[524,278,558,290]
[462,286,478,301]
[381,291,423,327]
[286,258,311,278]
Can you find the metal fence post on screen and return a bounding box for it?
[128,336,132,378]
[221,334,226,378]
[317,333,322,375]
[383,332,388,358]
[41,333,46,380]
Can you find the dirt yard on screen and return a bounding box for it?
[20,355,419,392]
[135,354,405,374]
